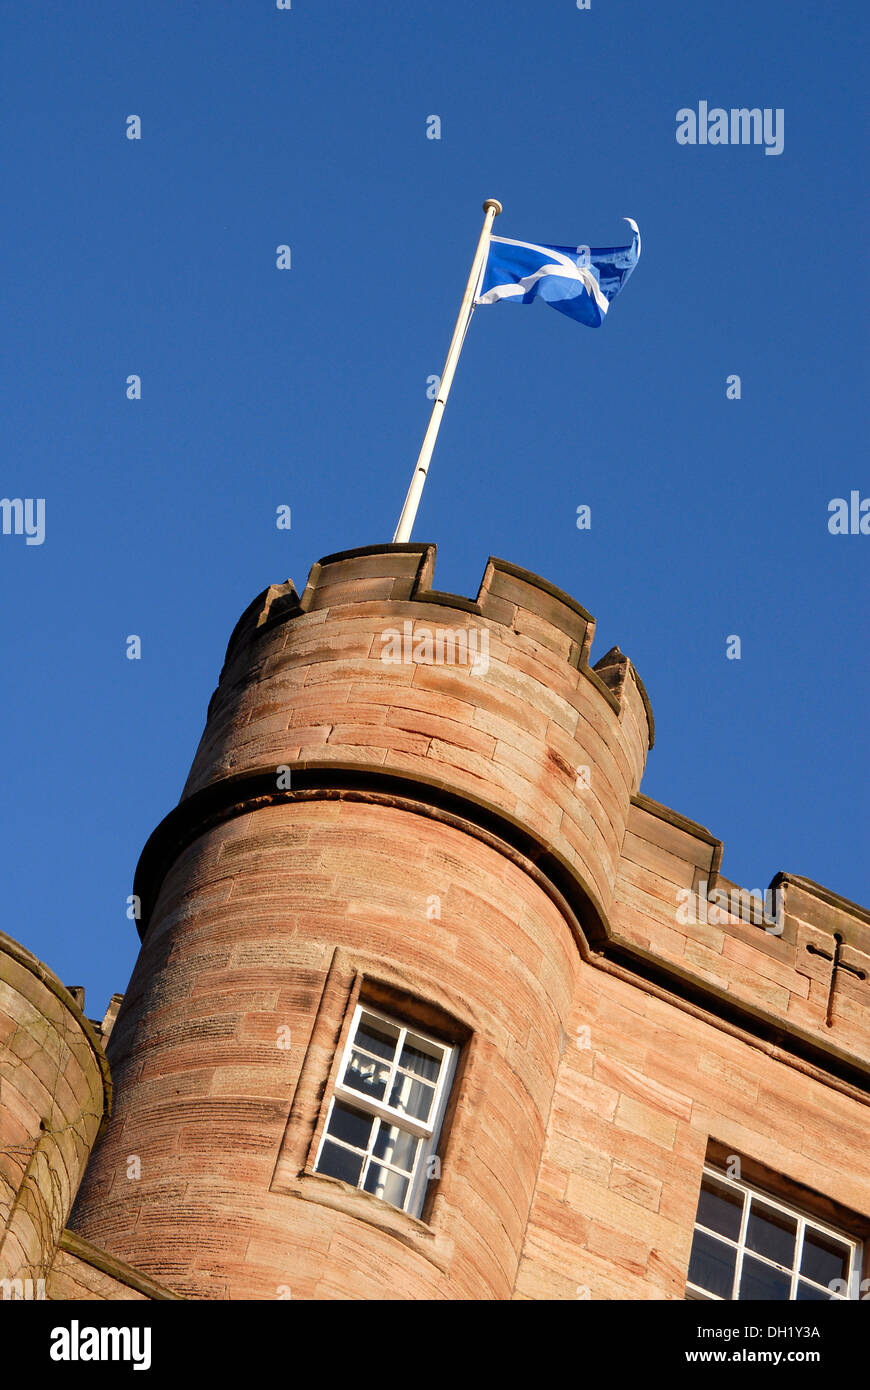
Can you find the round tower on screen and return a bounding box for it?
[0,932,110,1287]
[69,544,652,1299]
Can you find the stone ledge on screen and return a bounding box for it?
[57,1229,184,1300]
[270,1173,454,1276]
[131,764,870,1094]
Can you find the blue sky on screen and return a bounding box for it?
[2,1,867,1019]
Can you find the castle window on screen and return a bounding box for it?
[313,1004,456,1218]
[686,1165,863,1301]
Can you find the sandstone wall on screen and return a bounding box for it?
[0,932,109,1284]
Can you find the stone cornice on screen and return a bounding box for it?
[58,1229,183,1300]
[132,762,870,1098]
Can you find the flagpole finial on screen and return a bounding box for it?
[483,198,503,215]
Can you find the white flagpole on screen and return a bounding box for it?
[392,198,502,543]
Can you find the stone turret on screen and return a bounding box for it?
[69,544,652,1299]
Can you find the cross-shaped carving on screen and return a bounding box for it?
[806,932,867,1027]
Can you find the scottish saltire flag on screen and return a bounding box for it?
[475,218,641,327]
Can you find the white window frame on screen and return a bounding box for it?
[313,1002,457,1219]
[686,1163,864,1301]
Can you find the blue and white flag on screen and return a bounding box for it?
[475,218,641,327]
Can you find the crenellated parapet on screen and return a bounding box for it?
[168,544,653,940]
[612,796,870,1081]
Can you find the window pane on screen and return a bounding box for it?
[746,1201,797,1268]
[317,1140,364,1187]
[796,1279,835,1301]
[399,1040,442,1082]
[363,1162,409,1210]
[800,1228,849,1288]
[344,1049,390,1101]
[687,1230,737,1299]
[738,1254,791,1300]
[696,1177,743,1241]
[373,1123,419,1174]
[326,1101,374,1152]
[389,1072,435,1122]
[355,1016,399,1062]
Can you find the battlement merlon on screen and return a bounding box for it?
[212,543,655,751]
[621,793,870,959]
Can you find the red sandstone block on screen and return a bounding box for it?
[380,746,496,795]
[218,826,311,859]
[420,837,507,892]
[619,710,648,787]
[545,709,622,780]
[558,807,618,883]
[695,1051,761,1105]
[570,675,632,749]
[484,567,583,629]
[511,606,575,660]
[512,1261,586,1301]
[293,702,386,730]
[470,697,551,745]
[316,552,426,585]
[284,614,385,644]
[484,659,579,734]
[613,1094,678,1150]
[586,1220,649,1276]
[567,1166,683,1252]
[276,605,331,630]
[535,1157,570,1202]
[646,1248,693,1298]
[724,967,791,1016]
[619,839,694,906]
[445,1173,523,1278]
[241,720,332,748]
[680,938,731,989]
[485,756,563,829]
[305,577,398,610]
[517,1222,589,1289]
[552,1068,621,1124]
[353,683,471,726]
[308,743,390,767]
[385,708,497,758]
[408,662,509,717]
[556,708,635,804]
[608,1160,663,1212]
[272,683,355,716]
[423,735,496,782]
[302,658,415,688]
[560,784,621,853]
[327,723,431,755]
[563,767,626,853]
[237,711,292,739]
[530,1189,593,1250]
[237,671,308,707]
[513,640,586,700]
[593,1055,693,1123]
[489,723,554,782]
[227,875,340,910]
